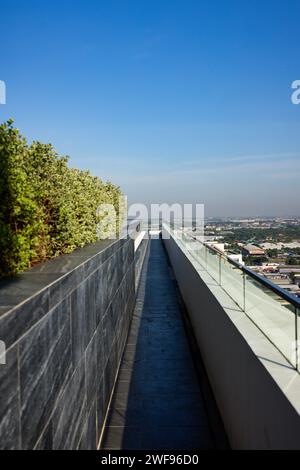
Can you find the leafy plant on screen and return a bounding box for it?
[0,120,124,278]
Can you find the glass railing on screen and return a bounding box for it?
[164,223,300,371]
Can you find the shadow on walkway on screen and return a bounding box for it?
[101,238,226,450]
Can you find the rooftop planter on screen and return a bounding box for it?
[0,120,124,280]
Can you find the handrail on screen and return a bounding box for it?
[164,222,300,371]
[199,237,300,310]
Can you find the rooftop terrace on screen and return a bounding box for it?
[1,223,300,449]
[101,238,226,450]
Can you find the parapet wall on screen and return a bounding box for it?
[0,236,136,449]
[163,230,300,450]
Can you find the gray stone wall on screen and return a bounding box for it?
[0,236,135,450]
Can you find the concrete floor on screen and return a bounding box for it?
[101,238,217,450]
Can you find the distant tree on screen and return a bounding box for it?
[267,249,278,258]
[286,257,300,266]
[244,256,268,266]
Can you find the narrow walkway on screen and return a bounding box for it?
[101,238,216,450]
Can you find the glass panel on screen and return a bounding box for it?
[178,232,206,268]
[190,239,206,265]
[245,275,296,367]
[166,223,299,369]
[297,308,300,373]
[206,249,220,283]
[221,258,244,310]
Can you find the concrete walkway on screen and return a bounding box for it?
[101,238,216,450]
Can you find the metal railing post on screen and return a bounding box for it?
[243,271,246,312]
[295,307,299,371]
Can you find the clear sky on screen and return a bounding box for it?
[1,0,300,216]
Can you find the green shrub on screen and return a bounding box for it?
[0,120,124,279]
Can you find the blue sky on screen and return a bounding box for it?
[1,0,300,216]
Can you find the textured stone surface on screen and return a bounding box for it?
[0,346,21,450]
[70,282,87,365]
[79,400,97,450]
[19,298,72,449]
[94,265,107,326]
[52,358,87,450]
[0,236,136,449]
[96,374,105,444]
[85,332,98,406]
[34,421,53,450]
[0,273,57,308]
[0,287,49,350]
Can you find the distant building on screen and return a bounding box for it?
[242,244,265,257]
[260,263,279,273]
[279,267,300,274]
[261,241,300,250]
[206,241,225,253]
[293,274,300,286]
